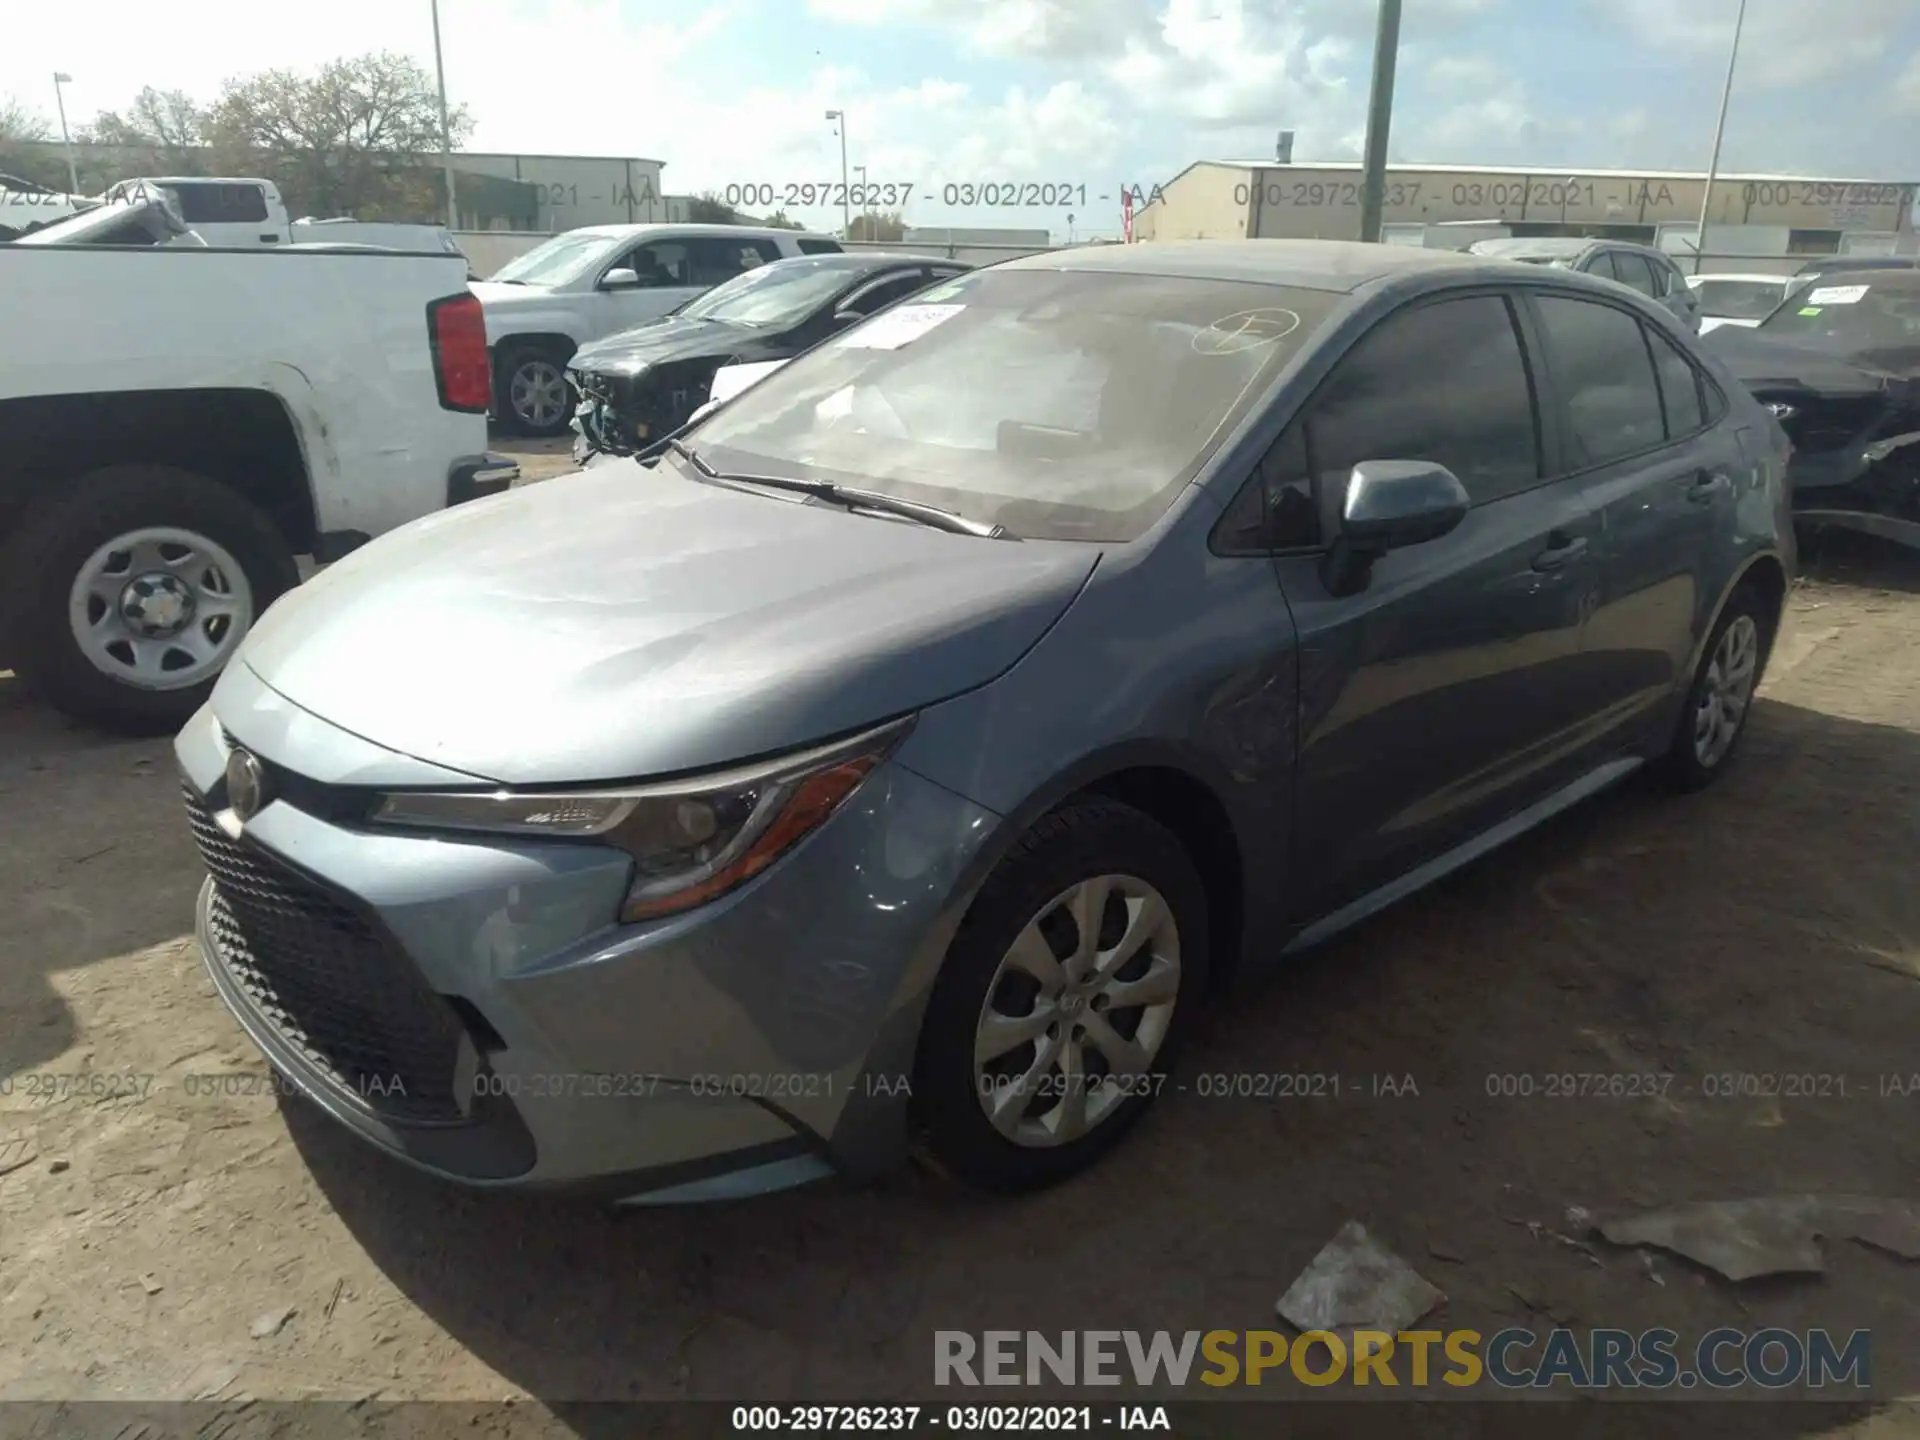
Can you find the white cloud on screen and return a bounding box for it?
[1610,0,1914,89]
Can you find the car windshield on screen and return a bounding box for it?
[490,231,618,285]
[1691,279,1789,321]
[1756,280,1920,350]
[689,268,1340,543]
[678,259,865,327]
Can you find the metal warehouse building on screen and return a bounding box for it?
[1136,161,1919,271]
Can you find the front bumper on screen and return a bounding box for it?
[172,684,999,1201]
[448,452,521,506]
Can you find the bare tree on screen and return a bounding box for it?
[204,52,472,220]
[82,88,206,168]
[0,97,62,190]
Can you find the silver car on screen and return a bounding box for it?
[1470,236,1703,332]
[177,242,1792,1202]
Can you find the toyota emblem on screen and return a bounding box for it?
[225,747,268,822]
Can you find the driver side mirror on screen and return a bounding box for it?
[1320,459,1470,597]
[601,267,641,290]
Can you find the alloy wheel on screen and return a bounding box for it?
[66,527,255,691]
[973,873,1181,1148]
[509,359,570,429]
[1693,613,1759,769]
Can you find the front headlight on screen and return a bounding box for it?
[371,717,913,922]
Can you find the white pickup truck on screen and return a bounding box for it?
[0,188,514,731]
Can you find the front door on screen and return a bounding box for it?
[1270,290,1612,917]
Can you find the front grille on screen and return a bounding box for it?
[183,782,469,1124]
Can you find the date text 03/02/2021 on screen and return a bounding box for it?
[716,181,1178,211]
[729,1404,1174,1433]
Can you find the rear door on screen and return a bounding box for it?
[1530,291,1740,746]
[1270,289,1614,917]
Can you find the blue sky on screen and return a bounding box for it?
[8,0,1920,237]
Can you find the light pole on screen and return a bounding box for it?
[1693,0,1748,275]
[429,0,459,232]
[51,73,79,195]
[825,110,850,237]
[1356,0,1403,244]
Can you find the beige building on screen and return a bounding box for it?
[1135,161,1919,270]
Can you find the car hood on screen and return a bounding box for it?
[571,315,775,374]
[1703,328,1909,397]
[235,462,1099,786]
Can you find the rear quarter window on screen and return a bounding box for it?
[796,237,844,255]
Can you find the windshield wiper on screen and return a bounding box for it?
[666,440,1012,539]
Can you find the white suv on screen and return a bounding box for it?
[473,224,844,434]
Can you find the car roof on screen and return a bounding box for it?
[1471,237,1590,258]
[1798,257,1920,273]
[997,239,1485,294]
[564,222,841,242]
[1689,272,1793,284]
[1797,265,1920,289]
[760,252,969,274]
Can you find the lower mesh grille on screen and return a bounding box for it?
[183,781,469,1123]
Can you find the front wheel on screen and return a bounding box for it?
[912,798,1208,1192]
[496,345,574,437]
[5,465,298,734]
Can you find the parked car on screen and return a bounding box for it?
[473,223,845,436]
[1792,255,1920,283]
[1687,273,1795,333]
[175,239,1791,1202]
[0,184,514,732]
[1469,236,1703,331]
[569,253,971,459]
[1704,265,1920,552]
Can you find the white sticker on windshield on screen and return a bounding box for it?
[835,303,965,350]
[1806,284,1869,305]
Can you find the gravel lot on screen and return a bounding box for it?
[4,509,1920,1436]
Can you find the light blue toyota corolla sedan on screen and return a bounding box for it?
[176,241,1792,1201]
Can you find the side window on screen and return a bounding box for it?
[621,241,689,286]
[841,271,931,318]
[1214,423,1317,552]
[1610,252,1660,298]
[1581,251,1619,281]
[1534,295,1667,467]
[1648,256,1680,297]
[1304,293,1541,510]
[170,183,270,224]
[685,237,763,285]
[796,237,843,255]
[1646,326,1706,438]
[749,239,782,266]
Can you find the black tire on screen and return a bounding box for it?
[494,343,574,437]
[912,797,1209,1193]
[6,465,299,735]
[1654,581,1775,792]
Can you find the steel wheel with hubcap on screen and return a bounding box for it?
[914,797,1207,1191]
[68,526,254,692]
[974,874,1182,1147]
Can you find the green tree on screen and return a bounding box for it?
[847,209,905,242]
[204,52,472,220]
[686,191,740,224]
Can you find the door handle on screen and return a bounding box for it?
[1531,532,1588,571]
[1688,469,1731,503]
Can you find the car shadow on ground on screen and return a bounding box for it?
[1798,530,1920,595]
[284,689,1920,1424]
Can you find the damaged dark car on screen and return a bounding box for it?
[1705,266,1920,551]
[568,252,971,459]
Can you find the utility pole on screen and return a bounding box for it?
[52,73,79,195]
[1356,0,1403,244]
[1693,0,1748,275]
[430,0,459,232]
[826,110,850,237]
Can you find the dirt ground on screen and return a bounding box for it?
[5,503,1920,1435]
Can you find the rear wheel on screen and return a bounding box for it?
[1656,582,1773,791]
[6,465,298,734]
[912,798,1207,1192]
